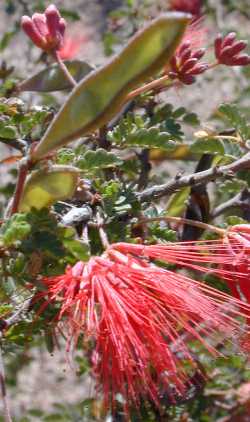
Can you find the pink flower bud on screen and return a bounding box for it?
[45,4,61,38]
[32,13,48,38]
[192,48,205,60]
[21,16,46,49]
[229,40,248,56]
[21,4,66,52]
[178,40,192,55]
[191,63,209,75]
[215,32,250,67]
[179,48,192,66]
[222,32,236,48]
[214,34,223,59]
[181,57,198,73]
[232,55,250,66]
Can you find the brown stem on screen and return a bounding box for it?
[138,216,225,236]
[53,51,77,88]
[10,158,30,215]
[0,338,12,422]
[211,189,250,219]
[138,152,250,202]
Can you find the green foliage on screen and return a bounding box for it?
[219,103,250,141]
[0,214,31,247]
[108,112,179,150]
[77,148,123,171]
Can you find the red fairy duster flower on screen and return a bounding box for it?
[169,0,202,18]
[21,4,66,52]
[40,243,250,414]
[214,32,250,66]
[221,225,250,305]
[168,19,208,84]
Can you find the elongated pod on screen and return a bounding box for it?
[32,13,190,161]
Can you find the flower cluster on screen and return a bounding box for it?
[214,32,250,66]
[169,40,208,84]
[21,4,66,52]
[39,239,250,415]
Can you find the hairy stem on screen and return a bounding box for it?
[0,339,12,422]
[53,51,77,88]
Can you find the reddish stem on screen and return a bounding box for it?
[10,159,29,215]
[53,50,77,88]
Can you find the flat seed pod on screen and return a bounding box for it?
[18,166,79,212]
[32,12,190,161]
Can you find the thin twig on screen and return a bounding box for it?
[138,216,225,236]
[96,212,110,249]
[53,51,77,88]
[3,298,33,329]
[0,337,12,422]
[211,189,250,219]
[137,152,250,202]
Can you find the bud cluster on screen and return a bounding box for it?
[21,4,66,52]
[168,41,208,85]
[214,32,250,66]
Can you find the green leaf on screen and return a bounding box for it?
[63,239,90,261]
[0,125,18,139]
[167,187,190,216]
[32,13,190,160]
[219,103,250,141]
[182,112,200,126]
[18,166,79,212]
[190,137,225,155]
[19,60,93,93]
[1,214,31,247]
[77,148,122,170]
[126,126,176,150]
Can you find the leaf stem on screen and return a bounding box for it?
[138,216,226,236]
[0,337,13,422]
[53,51,77,88]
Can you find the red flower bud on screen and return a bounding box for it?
[181,57,198,73]
[191,63,209,74]
[21,3,66,52]
[192,47,205,60]
[215,32,250,67]
[21,16,46,49]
